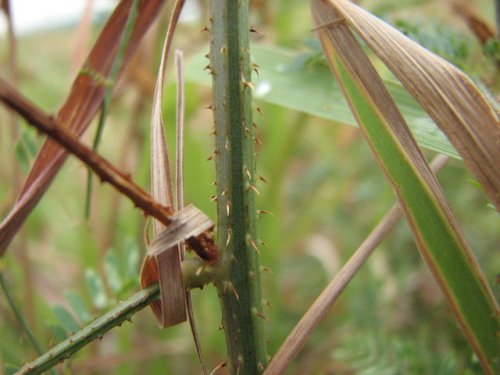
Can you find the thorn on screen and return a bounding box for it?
[248,185,261,195]
[199,26,209,32]
[221,189,228,196]
[249,26,264,35]
[226,229,232,246]
[252,63,260,77]
[248,237,260,254]
[205,104,214,110]
[256,209,265,218]
[204,64,215,75]
[242,77,254,90]
[220,45,227,54]
[262,299,273,309]
[210,128,217,136]
[258,239,269,248]
[256,107,264,118]
[260,266,273,274]
[231,284,240,301]
[254,137,263,146]
[226,201,231,216]
[244,167,252,180]
[253,122,258,129]
[210,195,218,202]
[258,175,267,184]
[256,311,270,322]
[207,154,214,161]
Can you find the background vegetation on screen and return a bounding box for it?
[0,0,498,373]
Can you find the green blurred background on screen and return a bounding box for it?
[0,0,498,373]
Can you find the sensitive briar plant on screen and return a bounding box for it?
[0,0,498,374]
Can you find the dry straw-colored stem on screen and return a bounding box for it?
[265,155,450,375]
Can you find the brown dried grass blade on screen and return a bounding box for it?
[140,0,188,328]
[323,0,500,209]
[0,0,165,256]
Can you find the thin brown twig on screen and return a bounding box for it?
[0,77,218,263]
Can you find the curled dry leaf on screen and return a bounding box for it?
[0,0,165,256]
[139,0,190,329]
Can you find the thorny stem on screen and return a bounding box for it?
[12,257,217,375]
[0,77,218,263]
[210,0,267,373]
[15,284,160,375]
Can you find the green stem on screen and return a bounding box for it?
[210,1,267,373]
[12,257,216,375]
[15,284,159,375]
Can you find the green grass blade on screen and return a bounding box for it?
[311,1,499,373]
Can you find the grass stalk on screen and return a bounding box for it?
[210,0,267,373]
[15,284,160,375]
[0,272,45,362]
[12,257,217,374]
[265,155,450,374]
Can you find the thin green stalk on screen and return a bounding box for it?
[12,257,216,375]
[210,1,267,373]
[85,0,140,217]
[0,271,56,375]
[15,284,159,375]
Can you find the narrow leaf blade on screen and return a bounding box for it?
[311,1,499,373]
[327,0,500,209]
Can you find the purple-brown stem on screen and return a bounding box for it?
[0,77,218,262]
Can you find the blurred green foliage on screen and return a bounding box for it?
[0,0,498,374]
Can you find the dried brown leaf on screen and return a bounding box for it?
[140,0,188,328]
